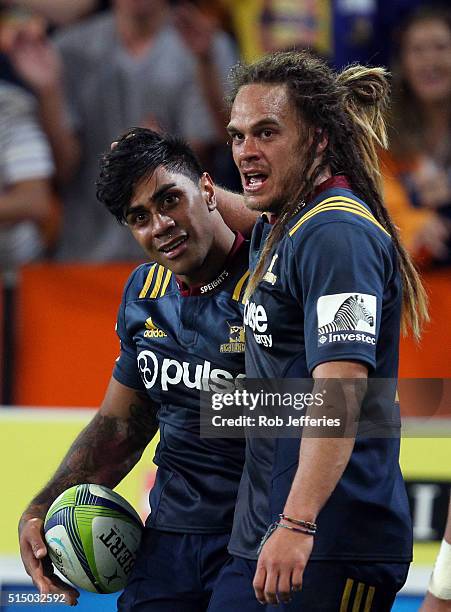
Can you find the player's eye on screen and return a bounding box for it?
[162,194,179,208]
[127,212,148,226]
[230,132,244,143]
[260,129,273,139]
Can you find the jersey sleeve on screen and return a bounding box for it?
[293,221,392,373]
[112,271,146,391]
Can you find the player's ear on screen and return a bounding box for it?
[306,126,328,158]
[200,172,216,211]
[315,127,328,156]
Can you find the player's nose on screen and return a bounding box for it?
[151,213,176,239]
[239,136,261,162]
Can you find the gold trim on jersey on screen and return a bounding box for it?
[289,196,390,238]
[363,586,375,612]
[232,269,250,303]
[340,578,354,612]
[139,264,173,299]
[149,265,165,299]
[160,269,173,297]
[139,263,157,298]
[352,582,365,612]
[339,578,376,612]
[293,196,379,228]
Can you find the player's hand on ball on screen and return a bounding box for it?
[253,526,313,605]
[19,517,80,606]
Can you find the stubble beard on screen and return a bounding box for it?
[244,168,303,215]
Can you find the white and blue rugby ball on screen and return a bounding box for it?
[44,484,143,593]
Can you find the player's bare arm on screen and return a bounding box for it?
[20,378,157,523]
[207,186,258,237]
[253,361,368,606]
[18,378,158,604]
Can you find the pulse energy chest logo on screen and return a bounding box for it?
[317,293,377,346]
[244,301,272,348]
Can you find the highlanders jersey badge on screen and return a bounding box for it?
[220,322,245,353]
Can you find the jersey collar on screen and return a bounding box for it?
[311,175,351,198]
[176,232,245,297]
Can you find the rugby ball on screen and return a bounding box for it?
[44,484,143,593]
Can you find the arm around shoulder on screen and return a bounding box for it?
[215,186,258,237]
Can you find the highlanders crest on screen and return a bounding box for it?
[220,322,245,353]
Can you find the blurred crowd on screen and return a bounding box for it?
[0,0,450,270]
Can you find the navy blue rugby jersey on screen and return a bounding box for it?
[113,233,249,533]
[229,179,413,562]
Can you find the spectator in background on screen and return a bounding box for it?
[0,78,55,274]
[382,6,451,267]
[0,4,44,88]
[7,0,237,262]
[222,0,331,64]
[219,0,408,69]
[0,0,103,27]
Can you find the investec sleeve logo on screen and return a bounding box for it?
[317,293,376,346]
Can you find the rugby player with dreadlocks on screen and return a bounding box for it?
[208,50,429,611]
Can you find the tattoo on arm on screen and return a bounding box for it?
[21,392,158,525]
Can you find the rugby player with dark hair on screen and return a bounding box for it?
[207,50,429,610]
[18,127,251,610]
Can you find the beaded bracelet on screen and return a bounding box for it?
[279,514,317,534]
[276,522,315,537]
[257,519,316,556]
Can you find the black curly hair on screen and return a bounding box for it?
[96,127,203,224]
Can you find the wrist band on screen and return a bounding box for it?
[277,522,315,537]
[279,514,317,534]
[429,539,451,600]
[256,518,316,556]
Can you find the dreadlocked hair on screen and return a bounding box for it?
[229,50,428,339]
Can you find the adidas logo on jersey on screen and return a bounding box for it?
[137,350,245,392]
[144,317,167,339]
